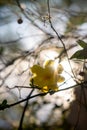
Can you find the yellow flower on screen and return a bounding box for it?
[30,60,65,93]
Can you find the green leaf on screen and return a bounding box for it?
[0,47,4,55]
[77,40,87,48]
[0,0,13,4]
[70,48,87,59]
[2,99,7,105]
[0,99,8,110]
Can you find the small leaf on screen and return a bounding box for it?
[0,99,8,110]
[71,49,87,59]
[0,0,14,4]
[2,99,7,105]
[0,47,4,55]
[77,40,87,48]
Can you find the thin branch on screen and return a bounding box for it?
[1,81,87,111]
[0,92,47,111]
[18,88,34,130]
[15,0,51,35]
[47,0,76,80]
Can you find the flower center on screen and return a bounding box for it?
[44,75,51,80]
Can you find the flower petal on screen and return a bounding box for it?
[50,85,58,91]
[44,60,54,68]
[57,75,65,83]
[41,86,49,93]
[30,65,44,75]
[31,76,43,88]
[57,64,63,74]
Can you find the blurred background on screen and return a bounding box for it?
[0,0,87,130]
